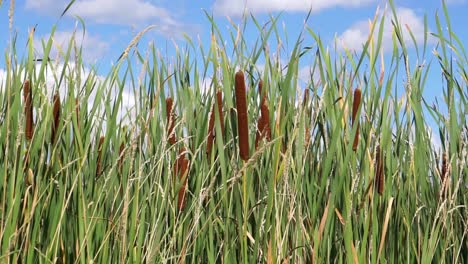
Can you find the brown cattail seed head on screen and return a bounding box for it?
[352,88,361,151]
[255,116,265,149]
[375,145,384,195]
[207,90,225,157]
[118,142,125,174]
[26,168,34,186]
[235,71,249,161]
[96,136,105,178]
[216,90,225,136]
[303,88,310,107]
[51,92,61,144]
[260,97,271,141]
[175,148,190,211]
[23,80,34,141]
[166,98,176,145]
[75,98,80,130]
[255,80,271,149]
[441,152,448,183]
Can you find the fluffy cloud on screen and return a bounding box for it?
[25,0,185,35]
[69,0,175,26]
[34,30,109,63]
[213,0,376,16]
[0,62,137,128]
[337,7,434,52]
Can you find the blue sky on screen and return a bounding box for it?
[1,0,466,69]
[1,0,467,101]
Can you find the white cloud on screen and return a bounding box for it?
[25,0,185,35]
[70,0,174,26]
[34,30,109,63]
[0,69,6,94]
[213,0,375,16]
[25,0,64,14]
[337,7,434,52]
[0,63,137,130]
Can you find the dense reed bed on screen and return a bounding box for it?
[0,1,466,263]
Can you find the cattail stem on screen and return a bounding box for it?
[51,92,61,144]
[166,98,177,145]
[235,71,249,161]
[23,80,34,141]
[352,88,361,151]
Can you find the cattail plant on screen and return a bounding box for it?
[118,142,125,174]
[207,90,224,156]
[375,145,384,195]
[352,88,361,151]
[23,80,34,141]
[51,92,61,144]
[166,97,176,145]
[255,80,271,149]
[303,89,311,147]
[440,151,448,197]
[441,152,448,183]
[96,136,105,178]
[26,168,34,186]
[235,71,249,161]
[255,116,264,150]
[174,147,190,210]
[75,98,80,130]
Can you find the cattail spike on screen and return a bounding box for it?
[51,92,61,144]
[260,98,271,141]
[206,104,216,156]
[166,98,177,145]
[441,152,447,182]
[255,116,265,150]
[303,88,310,108]
[255,79,271,150]
[75,98,81,130]
[23,80,34,141]
[118,142,125,174]
[216,90,225,137]
[235,71,249,161]
[207,90,224,157]
[96,136,105,178]
[375,145,384,195]
[352,88,361,151]
[175,148,190,211]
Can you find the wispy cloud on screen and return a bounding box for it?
[213,0,376,16]
[337,7,434,52]
[34,30,109,63]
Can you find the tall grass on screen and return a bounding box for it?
[0,1,466,263]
